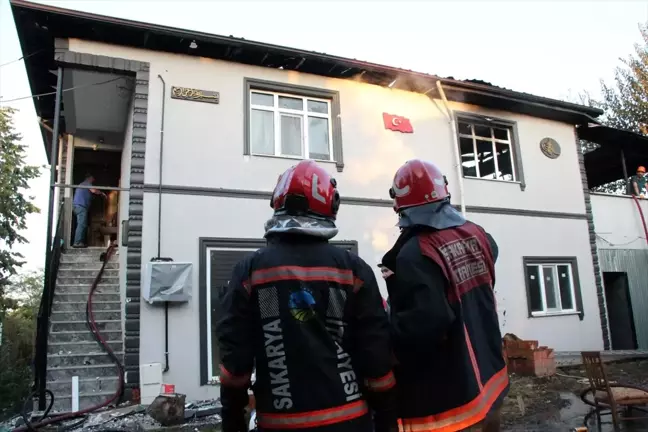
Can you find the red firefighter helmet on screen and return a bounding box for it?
[389,159,449,212]
[270,160,340,219]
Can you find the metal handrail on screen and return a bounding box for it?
[34,202,65,409]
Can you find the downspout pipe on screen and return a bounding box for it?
[40,66,64,410]
[156,74,165,259]
[156,74,170,374]
[436,81,466,216]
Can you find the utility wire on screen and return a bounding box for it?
[0,76,127,104]
[0,50,44,68]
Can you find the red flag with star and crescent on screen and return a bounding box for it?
[383,113,413,133]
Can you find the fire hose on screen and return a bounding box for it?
[631,195,648,246]
[14,243,125,432]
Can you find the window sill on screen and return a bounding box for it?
[249,153,338,165]
[463,176,521,185]
[463,176,525,191]
[530,311,581,319]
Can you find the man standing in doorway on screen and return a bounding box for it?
[72,174,106,248]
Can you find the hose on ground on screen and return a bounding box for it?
[12,244,124,432]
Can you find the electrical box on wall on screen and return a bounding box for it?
[142,261,193,304]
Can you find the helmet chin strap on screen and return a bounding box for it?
[264,214,339,240]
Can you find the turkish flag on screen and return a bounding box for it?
[383,113,413,133]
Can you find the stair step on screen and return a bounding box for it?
[46,376,119,395]
[58,269,119,278]
[50,391,119,413]
[47,352,124,368]
[51,310,121,322]
[51,320,121,332]
[49,330,122,343]
[46,364,120,381]
[57,276,119,285]
[52,301,121,312]
[54,292,120,302]
[55,284,119,294]
[58,261,119,270]
[49,340,123,354]
[60,253,119,264]
[63,247,117,254]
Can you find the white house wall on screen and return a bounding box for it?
[139,193,600,400]
[591,193,648,250]
[590,193,648,348]
[67,39,586,214]
[66,39,602,400]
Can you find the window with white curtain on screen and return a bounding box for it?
[249,90,333,161]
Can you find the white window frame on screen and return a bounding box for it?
[205,246,258,384]
[526,262,578,316]
[249,89,334,161]
[458,121,517,182]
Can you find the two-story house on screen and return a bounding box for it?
[12,0,626,411]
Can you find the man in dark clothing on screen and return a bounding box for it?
[382,159,508,432]
[629,165,647,197]
[216,160,398,432]
[72,174,105,248]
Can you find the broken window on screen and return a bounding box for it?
[524,258,581,316]
[457,118,517,181]
[249,90,333,161]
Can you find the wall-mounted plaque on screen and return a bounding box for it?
[171,86,220,104]
[540,137,561,159]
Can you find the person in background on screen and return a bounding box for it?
[382,159,507,432]
[72,174,106,248]
[629,166,647,197]
[378,264,393,316]
[216,160,398,432]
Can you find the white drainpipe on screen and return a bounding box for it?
[436,81,466,216]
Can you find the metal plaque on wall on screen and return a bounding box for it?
[171,86,220,104]
[540,137,561,159]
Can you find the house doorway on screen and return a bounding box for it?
[603,271,638,350]
[70,148,122,247]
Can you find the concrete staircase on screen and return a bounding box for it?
[47,247,123,412]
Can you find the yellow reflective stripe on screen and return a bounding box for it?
[250,266,355,286]
[365,371,396,392]
[258,400,368,429]
[400,367,508,432]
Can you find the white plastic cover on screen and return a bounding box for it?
[142,261,193,304]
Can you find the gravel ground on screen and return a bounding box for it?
[502,359,648,431]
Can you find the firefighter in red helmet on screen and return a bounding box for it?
[381,159,508,432]
[216,160,398,432]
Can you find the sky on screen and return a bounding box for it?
[0,0,647,272]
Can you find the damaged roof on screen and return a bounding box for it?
[10,0,603,145]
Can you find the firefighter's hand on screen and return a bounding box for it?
[641,194,646,199]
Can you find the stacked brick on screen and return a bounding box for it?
[503,337,556,377]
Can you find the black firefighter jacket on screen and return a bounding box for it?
[216,234,398,432]
[382,222,509,432]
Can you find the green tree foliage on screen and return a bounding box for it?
[0,107,41,288]
[586,24,648,194]
[599,25,648,134]
[0,270,42,419]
